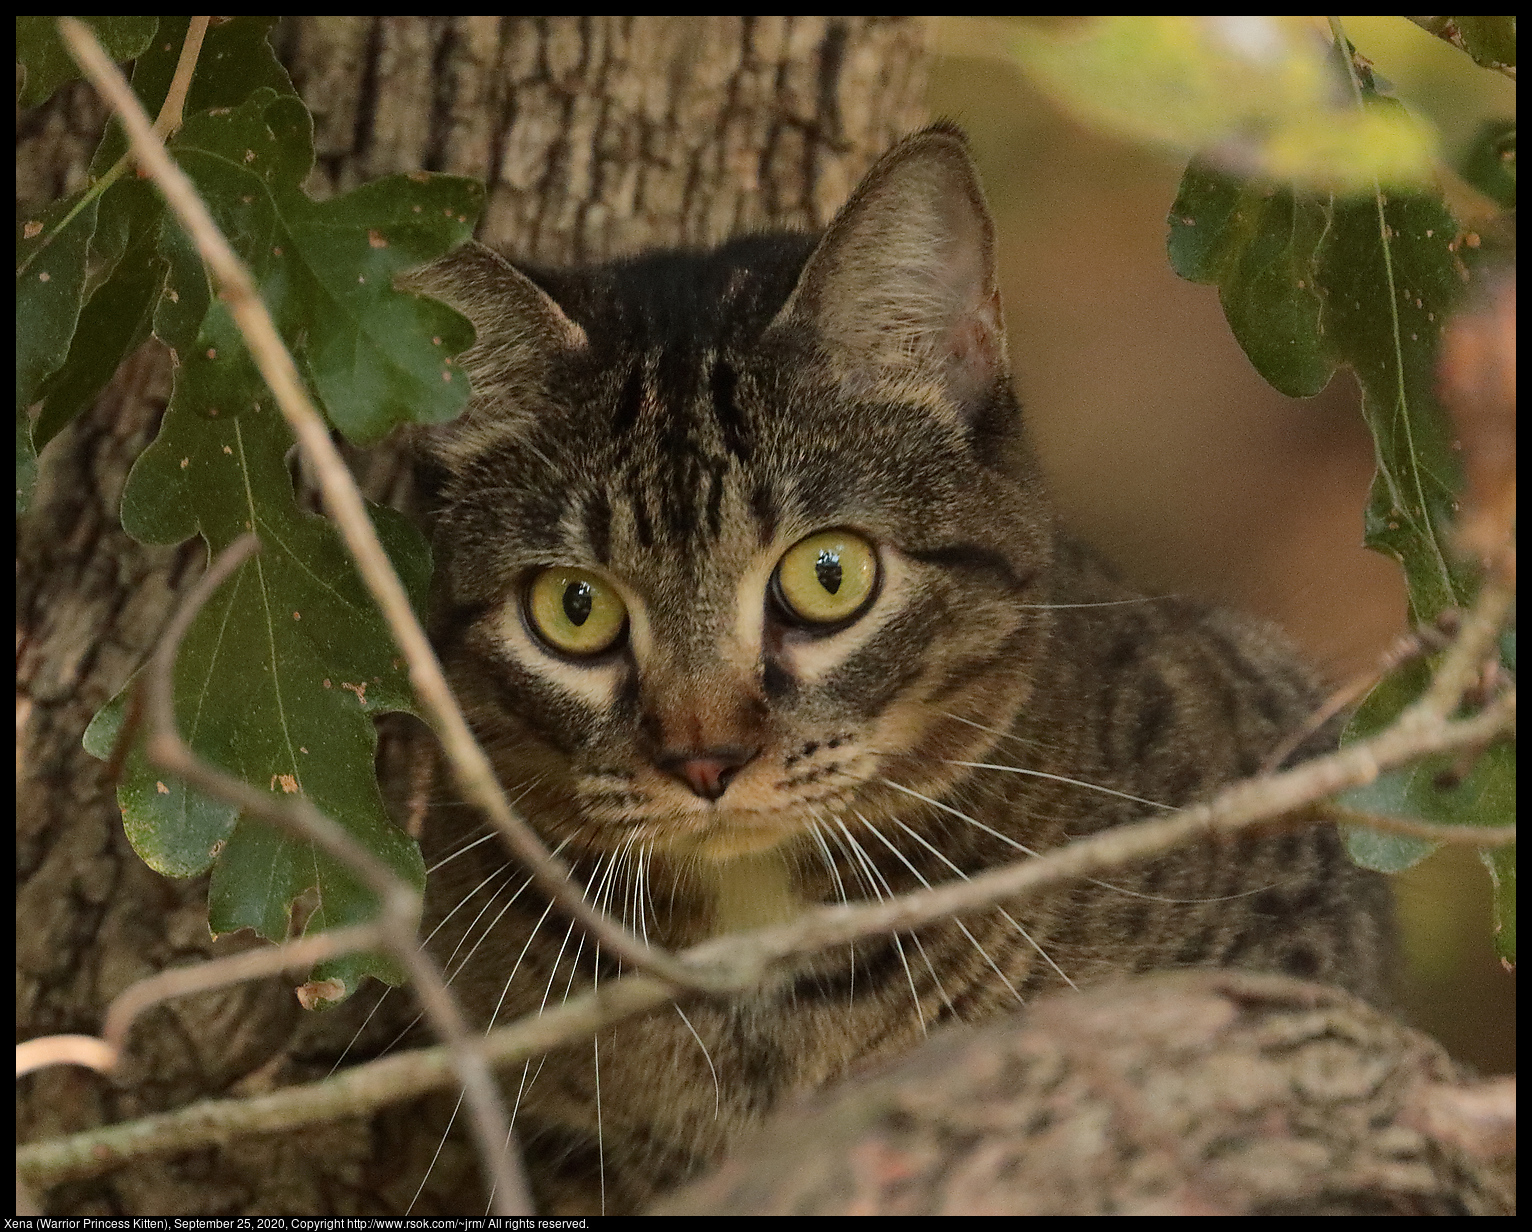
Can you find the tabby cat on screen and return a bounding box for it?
[406,124,1393,1214]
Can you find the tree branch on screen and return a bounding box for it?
[17,675,1513,1188]
[119,529,528,1216]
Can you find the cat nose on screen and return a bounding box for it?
[656,746,758,801]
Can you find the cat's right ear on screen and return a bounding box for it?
[397,241,587,471]
[768,125,1010,451]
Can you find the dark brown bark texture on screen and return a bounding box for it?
[16,16,929,1216]
[656,971,1514,1216]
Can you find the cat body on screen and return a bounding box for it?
[409,126,1393,1213]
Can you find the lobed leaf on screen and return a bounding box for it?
[1169,26,1514,953]
[18,16,289,505]
[16,192,101,511]
[85,387,431,994]
[166,88,482,442]
[15,16,157,108]
[1169,105,1473,627]
[31,183,168,452]
[87,16,296,179]
[39,16,484,1000]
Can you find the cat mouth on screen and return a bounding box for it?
[638,801,834,861]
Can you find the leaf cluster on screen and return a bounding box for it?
[18,17,484,994]
[1009,16,1516,961]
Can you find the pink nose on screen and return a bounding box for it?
[657,747,757,801]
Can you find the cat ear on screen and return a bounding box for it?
[397,242,587,470]
[770,125,1008,432]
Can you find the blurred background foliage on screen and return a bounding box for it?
[929,14,1514,1074]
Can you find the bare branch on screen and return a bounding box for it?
[1259,620,1456,774]
[128,532,530,1217]
[16,1036,117,1080]
[1407,1075,1518,1160]
[51,16,711,996]
[1324,805,1515,848]
[101,924,386,1057]
[1417,574,1515,721]
[15,682,1514,1188]
[152,15,208,139]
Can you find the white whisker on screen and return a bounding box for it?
[940,760,1171,810]
[850,814,955,1018]
[863,814,1030,1005]
[829,815,926,1038]
[673,1003,721,1119]
[878,777,1044,860]
[424,828,500,876]
[593,1034,605,1216]
[408,1089,464,1214]
[1014,596,1177,609]
[855,811,1015,1012]
[808,821,857,1007]
[882,814,1069,994]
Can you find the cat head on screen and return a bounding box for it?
[408,125,1056,862]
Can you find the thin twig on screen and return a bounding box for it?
[153,16,209,139]
[18,975,679,1189]
[16,683,1514,1188]
[101,924,386,1057]
[1416,575,1516,721]
[1322,805,1515,848]
[16,1037,117,1080]
[53,16,710,996]
[131,533,529,1217]
[1259,621,1456,774]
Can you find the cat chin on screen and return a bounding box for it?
[632,810,826,863]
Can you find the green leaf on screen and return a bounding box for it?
[88,16,295,179]
[32,185,167,451]
[167,88,482,442]
[1169,124,1474,626]
[20,17,292,499]
[17,191,102,512]
[1481,845,1515,967]
[86,378,431,991]
[1012,16,1438,192]
[1459,119,1515,210]
[15,16,157,108]
[1409,16,1517,76]
[1165,176,1331,396]
[1339,656,1517,874]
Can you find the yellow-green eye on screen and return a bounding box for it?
[527,567,627,655]
[774,531,878,624]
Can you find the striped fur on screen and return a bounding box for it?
[407,126,1393,1213]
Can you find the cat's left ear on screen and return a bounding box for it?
[769,124,1009,444]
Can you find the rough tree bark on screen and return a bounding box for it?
[656,971,1515,1216]
[16,16,930,1216]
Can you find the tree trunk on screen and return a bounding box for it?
[15,16,931,1216]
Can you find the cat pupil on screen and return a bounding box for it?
[563,581,593,626]
[815,550,842,595]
